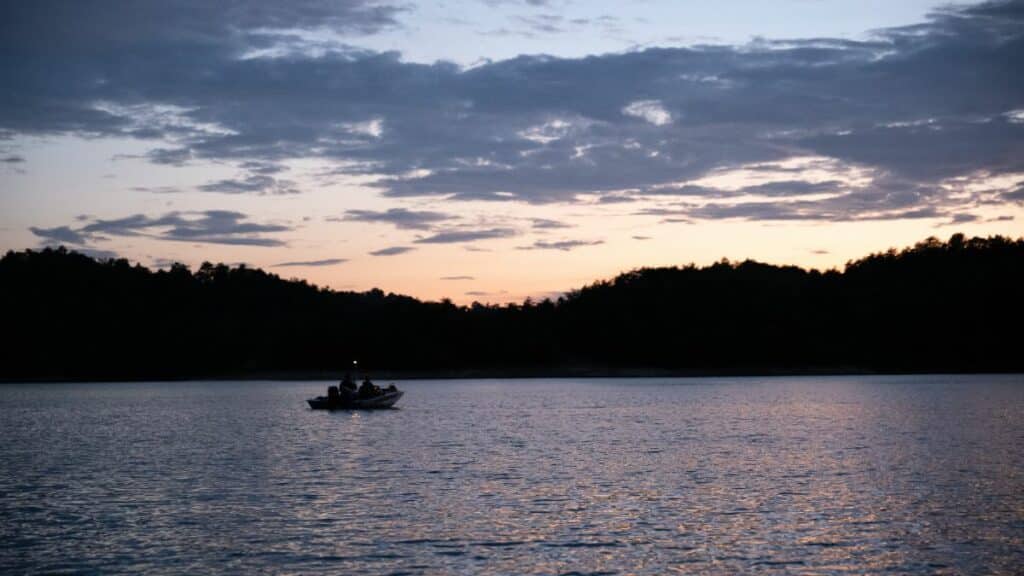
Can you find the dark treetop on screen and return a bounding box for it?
[1,233,1021,380]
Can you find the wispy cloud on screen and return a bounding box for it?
[198,175,299,195]
[273,258,347,267]
[518,239,604,251]
[466,290,508,297]
[369,246,415,256]
[530,218,572,230]
[132,185,182,194]
[415,228,517,244]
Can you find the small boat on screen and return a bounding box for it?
[307,388,404,410]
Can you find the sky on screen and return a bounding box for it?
[1,0,1022,303]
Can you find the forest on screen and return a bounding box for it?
[1,233,1021,380]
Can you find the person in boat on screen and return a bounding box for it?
[359,377,379,398]
[340,371,356,391]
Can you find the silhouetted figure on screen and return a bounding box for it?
[340,372,356,391]
[359,378,379,399]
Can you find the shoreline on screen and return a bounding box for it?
[4,366,1021,384]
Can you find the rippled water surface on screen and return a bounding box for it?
[2,375,1023,574]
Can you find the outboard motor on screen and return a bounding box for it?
[328,385,339,400]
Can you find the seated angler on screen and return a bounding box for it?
[359,377,378,398]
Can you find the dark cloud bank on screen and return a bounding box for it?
[4,0,1023,231]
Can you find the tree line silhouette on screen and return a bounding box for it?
[1,233,1020,380]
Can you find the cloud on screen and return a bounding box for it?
[530,218,572,229]
[273,258,347,267]
[643,184,738,198]
[936,213,981,227]
[598,194,636,204]
[518,239,604,251]
[529,289,566,302]
[645,177,848,199]
[2,2,404,56]
[74,247,121,260]
[2,0,1023,221]
[441,275,475,280]
[29,225,120,259]
[632,235,652,240]
[639,172,983,223]
[622,100,672,126]
[686,194,947,222]
[511,14,564,35]
[634,206,694,217]
[415,228,517,244]
[151,212,291,246]
[30,225,89,245]
[146,148,193,166]
[33,211,291,247]
[482,0,551,7]
[466,290,507,297]
[132,185,182,194]
[951,213,980,224]
[198,175,299,195]
[342,208,451,230]
[369,246,415,256]
[486,10,621,39]
[735,180,845,197]
[151,257,184,269]
[240,161,289,175]
[2,155,24,163]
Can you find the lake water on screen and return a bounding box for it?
[1,375,1023,574]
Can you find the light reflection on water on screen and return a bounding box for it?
[1,375,1022,574]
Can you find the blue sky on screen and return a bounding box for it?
[1,0,1021,302]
